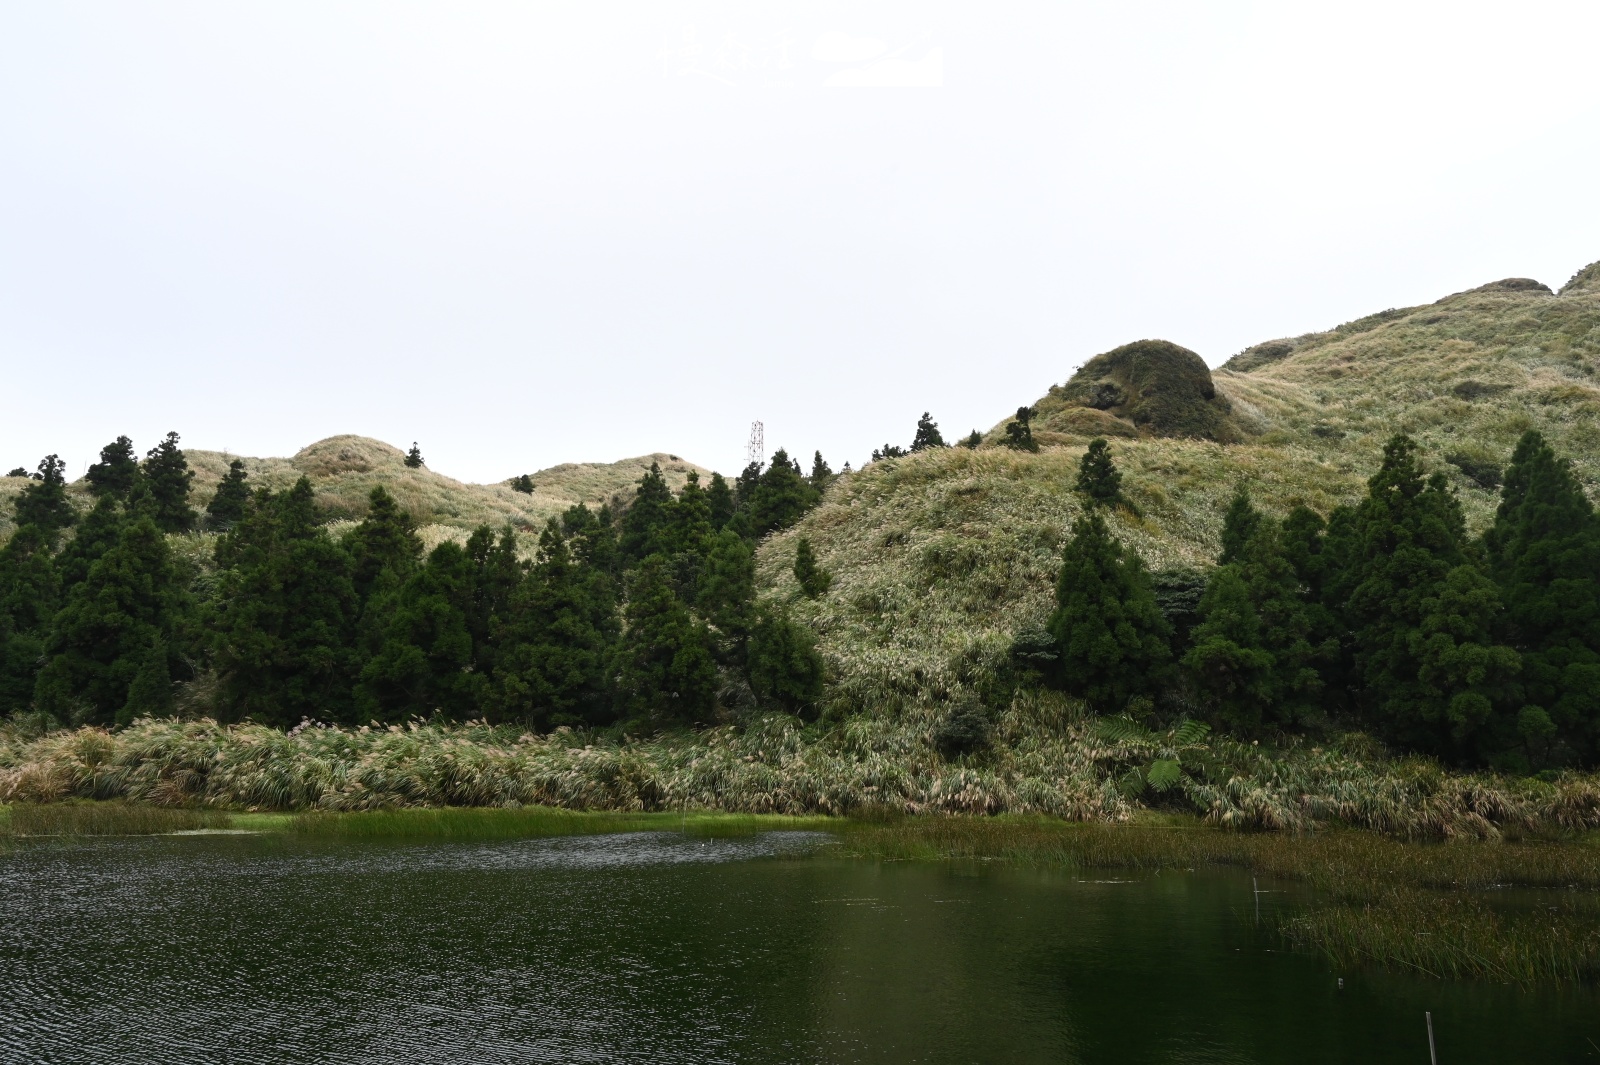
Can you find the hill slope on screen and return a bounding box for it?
[760,260,1600,719]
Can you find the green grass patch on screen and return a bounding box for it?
[1,801,231,837]
[286,806,836,841]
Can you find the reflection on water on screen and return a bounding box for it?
[1,831,1595,1064]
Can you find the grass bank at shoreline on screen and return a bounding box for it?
[4,800,1598,989]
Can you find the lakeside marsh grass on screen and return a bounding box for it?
[1,801,230,837]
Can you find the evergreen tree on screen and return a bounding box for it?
[205,459,251,528]
[1333,435,1518,761]
[809,451,833,490]
[55,495,125,588]
[705,472,736,530]
[511,474,535,494]
[1075,439,1122,506]
[961,430,983,449]
[697,529,756,661]
[871,444,907,461]
[85,436,141,500]
[1046,511,1171,712]
[355,540,484,721]
[0,525,60,715]
[746,448,819,537]
[5,468,27,479]
[210,478,359,726]
[13,455,74,532]
[911,412,946,451]
[142,432,197,533]
[734,460,764,514]
[464,525,524,682]
[564,503,621,577]
[343,486,423,603]
[1483,430,1600,762]
[619,462,677,563]
[1004,407,1039,452]
[493,520,618,728]
[746,606,825,717]
[615,555,717,725]
[1218,489,1264,565]
[793,537,832,598]
[405,443,424,468]
[33,515,190,725]
[662,471,713,560]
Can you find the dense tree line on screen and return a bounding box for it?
[0,437,829,730]
[1043,432,1600,772]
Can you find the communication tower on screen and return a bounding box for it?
[746,421,765,468]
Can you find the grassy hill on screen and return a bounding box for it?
[2,435,711,549]
[759,260,1600,720]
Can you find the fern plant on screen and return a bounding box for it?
[1096,715,1211,799]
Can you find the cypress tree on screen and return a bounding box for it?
[1218,489,1264,565]
[1003,407,1039,452]
[746,448,819,537]
[56,495,125,588]
[33,515,190,725]
[1046,510,1171,712]
[210,477,359,726]
[734,460,763,515]
[794,537,832,598]
[1483,430,1600,762]
[871,443,907,461]
[619,462,677,564]
[810,452,833,491]
[0,525,61,715]
[355,539,482,722]
[13,455,74,532]
[705,472,736,530]
[142,432,197,533]
[746,606,825,717]
[697,529,756,661]
[1075,439,1122,506]
[961,430,983,449]
[615,555,717,726]
[911,413,946,451]
[405,443,424,468]
[662,471,713,560]
[343,486,423,603]
[85,436,141,500]
[205,459,251,528]
[564,503,621,578]
[511,474,535,494]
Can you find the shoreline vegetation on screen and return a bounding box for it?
[3,797,1596,990]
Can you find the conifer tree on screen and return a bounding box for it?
[493,520,618,727]
[0,525,61,715]
[810,452,833,490]
[1483,430,1600,762]
[355,539,483,721]
[961,430,983,449]
[13,455,74,532]
[746,606,825,717]
[211,477,359,726]
[615,555,717,725]
[871,443,907,461]
[619,462,677,563]
[697,529,756,661]
[33,515,190,725]
[85,436,141,500]
[1218,489,1263,565]
[512,474,535,494]
[734,460,763,514]
[662,471,713,560]
[56,495,125,588]
[1003,407,1039,452]
[5,468,26,478]
[911,413,946,451]
[563,503,621,577]
[142,432,197,533]
[1075,439,1122,506]
[405,443,424,468]
[794,537,831,598]
[746,448,819,537]
[205,459,251,528]
[343,486,423,603]
[705,472,736,530]
[1046,511,1171,712]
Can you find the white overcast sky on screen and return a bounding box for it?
[4,1,1600,484]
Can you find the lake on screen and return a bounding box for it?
[0,830,1594,1063]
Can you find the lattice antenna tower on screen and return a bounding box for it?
[746,421,765,468]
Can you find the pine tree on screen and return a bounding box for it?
[810,452,833,490]
[746,448,819,537]
[662,471,713,560]
[911,413,946,451]
[706,472,736,530]
[85,436,141,500]
[1483,430,1600,763]
[697,529,756,661]
[205,459,251,528]
[619,462,677,563]
[56,495,125,588]
[355,539,482,721]
[343,486,423,603]
[1075,439,1122,506]
[746,606,825,717]
[13,455,74,532]
[1333,435,1518,761]
[1218,489,1263,565]
[493,520,618,728]
[142,432,197,533]
[1047,511,1172,712]
[210,477,359,726]
[33,515,190,725]
[1004,407,1039,452]
[615,555,717,725]
[0,524,61,715]
[405,443,424,468]
[793,537,831,598]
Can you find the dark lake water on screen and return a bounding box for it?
[0,830,1595,1064]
